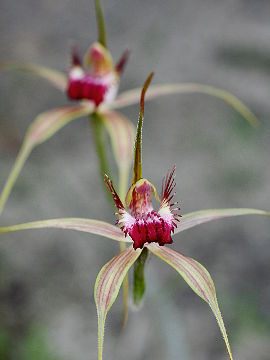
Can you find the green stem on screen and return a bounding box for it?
[0,143,32,216]
[90,112,113,202]
[133,248,148,306]
[95,0,107,48]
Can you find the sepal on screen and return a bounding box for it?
[0,103,94,215]
[112,83,259,127]
[94,246,141,360]
[0,61,67,91]
[0,218,132,243]
[175,208,270,234]
[100,110,135,200]
[148,243,233,360]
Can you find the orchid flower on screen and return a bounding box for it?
[0,74,269,360]
[0,0,259,217]
[0,0,133,217]
[0,1,133,323]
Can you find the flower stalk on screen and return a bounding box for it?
[90,112,111,199]
[133,247,148,306]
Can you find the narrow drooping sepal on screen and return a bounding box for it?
[148,243,234,360]
[0,61,67,91]
[0,218,132,243]
[94,246,141,360]
[26,104,94,146]
[133,72,154,184]
[111,83,259,127]
[175,208,270,234]
[0,104,94,216]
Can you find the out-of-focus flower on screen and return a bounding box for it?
[0,0,258,216]
[67,43,129,106]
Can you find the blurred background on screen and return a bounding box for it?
[0,0,270,359]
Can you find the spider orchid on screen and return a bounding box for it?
[0,0,259,217]
[67,43,129,106]
[0,0,133,218]
[0,74,269,360]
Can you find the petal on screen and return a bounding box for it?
[26,103,94,146]
[104,173,125,212]
[0,61,67,91]
[100,110,135,199]
[0,218,132,243]
[0,103,94,215]
[94,246,141,360]
[159,165,181,231]
[115,49,130,75]
[175,208,270,234]
[148,243,233,360]
[111,83,258,127]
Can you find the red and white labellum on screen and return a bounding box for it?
[67,43,119,106]
[105,167,181,250]
[67,69,118,106]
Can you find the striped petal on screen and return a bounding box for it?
[0,103,94,215]
[0,61,67,91]
[148,243,233,360]
[100,110,135,200]
[95,246,141,360]
[111,83,258,127]
[175,208,270,234]
[0,218,132,243]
